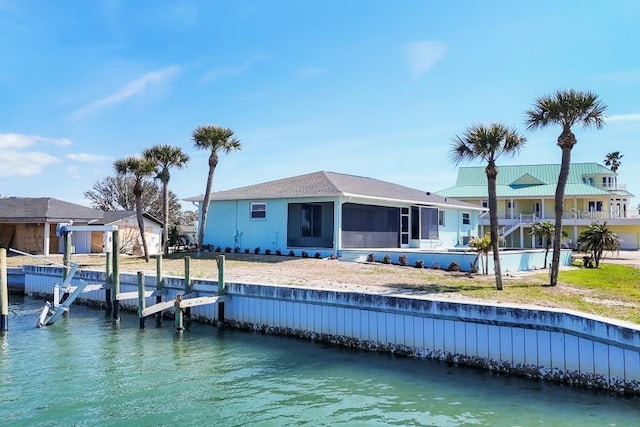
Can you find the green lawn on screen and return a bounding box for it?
[445,263,640,325]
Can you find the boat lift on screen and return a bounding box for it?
[25,223,118,327]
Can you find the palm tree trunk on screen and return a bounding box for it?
[550,145,572,286]
[135,195,150,262]
[162,179,169,256]
[197,163,216,255]
[487,171,503,290]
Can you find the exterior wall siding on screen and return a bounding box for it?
[21,263,639,394]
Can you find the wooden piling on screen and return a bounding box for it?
[111,230,120,323]
[62,231,72,281]
[184,256,191,328]
[216,255,225,323]
[155,256,163,326]
[105,251,113,316]
[175,294,184,334]
[137,272,145,329]
[1,248,8,332]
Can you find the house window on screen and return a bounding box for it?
[251,203,266,219]
[588,201,603,212]
[462,212,470,225]
[438,210,445,226]
[482,201,488,208]
[301,204,322,237]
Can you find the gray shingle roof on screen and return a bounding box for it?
[0,197,102,222]
[185,171,482,210]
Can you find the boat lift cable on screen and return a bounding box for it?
[8,248,69,269]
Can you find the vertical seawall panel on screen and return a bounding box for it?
[21,266,640,394]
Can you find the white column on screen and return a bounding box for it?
[541,199,545,220]
[519,226,524,249]
[43,222,50,256]
[510,199,514,219]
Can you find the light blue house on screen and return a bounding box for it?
[185,171,485,259]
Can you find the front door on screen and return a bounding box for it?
[400,207,409,248]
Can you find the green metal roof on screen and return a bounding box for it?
[455,163,613,186]
[437,163,633,198]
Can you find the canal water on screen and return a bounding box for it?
[1,295,638,426]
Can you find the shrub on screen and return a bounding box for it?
[415,260,425,269]
[301,251,309,258]
[265,249,272,255]
[447,261,460,272]
[366,253,375,263]
[431,261,441,270]
[225,247,232,253]
[234,247,240,253]
[398,254,408,266]
[215,246,221,253]
[244,249,250,254]
[288,250,295,257]
[329,254,337,260]
[314,252,321,259]
[254,247,260,254]
[275,249,282,256]
[382,254,391,264]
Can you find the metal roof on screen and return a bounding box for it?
[438,163,633,198]
[185,171,483,210]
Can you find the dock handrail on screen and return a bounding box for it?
[8,248,69,269]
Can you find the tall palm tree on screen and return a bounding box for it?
[114,156,157,262]
[192,125,241,253]
[526,89,607,286]
[604,151,623,173]
[604,151,623,189]
[143,144,190,255]
[451,123,526,290]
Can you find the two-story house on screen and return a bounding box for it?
[436,163,640,249]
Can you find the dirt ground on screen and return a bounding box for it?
[6,249,638,301]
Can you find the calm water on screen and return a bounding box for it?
[1,295,639,426]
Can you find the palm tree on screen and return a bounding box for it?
[451,123,526,290]
[469,235,491,275]
[526,89,607,286]
[604,151,623,189]
[530,221,555,268]
[143,144,190,255]
[114,156,157,262]
[192,125,241,253]
[577,221,620,268]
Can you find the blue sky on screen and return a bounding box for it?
[1,0,640,209]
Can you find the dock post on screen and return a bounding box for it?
[155,256,163,326]
[105,251,113,316]
[62,231,72,281]
[1,248,8,332]
[111,230,120,323]
[184,256,191,328]
[175,294,184,334]
[216,255,225,323]
[137,272,145,329]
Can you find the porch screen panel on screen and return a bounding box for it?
[420,207,439,239]
[341,203,399,248]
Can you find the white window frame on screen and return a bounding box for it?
[462,212,470,225]
[438,210,445,226]
[250,202,267,219]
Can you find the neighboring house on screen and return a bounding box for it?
[93,211,163,256]
[184,171,485,257]
[0,197,163,255]
[436,162,640,249]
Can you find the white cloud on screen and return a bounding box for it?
[404,40,447,80]
[0,133,70,148]
[72,65,180,119]
[65,153,113,162]
[202,55,266,82]
[607,113,640,123]
[0,150,59,177]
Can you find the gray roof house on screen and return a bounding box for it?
[0,197,163,256]
[185,171,485,259]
